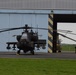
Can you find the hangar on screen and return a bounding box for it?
[0,0,76,53]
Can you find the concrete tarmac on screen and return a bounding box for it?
[0,51,76,59]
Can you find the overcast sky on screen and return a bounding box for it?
[58,23,76,44]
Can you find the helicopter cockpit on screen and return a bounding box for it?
[21,32,27,39]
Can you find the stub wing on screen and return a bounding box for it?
[34,39,46,49]
[6,42,17,50]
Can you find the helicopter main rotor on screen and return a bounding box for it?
[0,24,76,36]
[0,24,48,33]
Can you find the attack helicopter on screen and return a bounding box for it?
[0,24,76,54]
[56,31,76,52]
[0,24,47,55]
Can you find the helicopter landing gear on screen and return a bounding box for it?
[30,50,34,55]
[17,50,21,55]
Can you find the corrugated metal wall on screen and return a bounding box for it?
[0,13,48,52]
[0,0,76,10]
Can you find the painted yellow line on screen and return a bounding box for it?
[48,32,53,39]
[48,47,52,53]
[48,25,53,31]
[48,40,53,47]
[48,18,53,25]
[48,14,53,53]
[50,14,53,18]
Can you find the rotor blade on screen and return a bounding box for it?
[58,33,76,42]
[32,27,72,32]
[33,27,73,32]
[0,27,23,30]
[0,28,12,30]
[32,27,48,30]
[0,25,72,32]
[57,29,72,32]
[56,29,76,35]
[66,32,76,35]
[58,31,76,35]
[0,25,74,36]
[57,29,72,33]
[0,27,25,33]
[0,25,32,33]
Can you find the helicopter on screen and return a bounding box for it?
[0,24,76,54]
[0,24,47,55]
[56,31,76,52]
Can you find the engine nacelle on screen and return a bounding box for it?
[16,35,21,41]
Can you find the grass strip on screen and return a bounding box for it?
[0,58,76,75]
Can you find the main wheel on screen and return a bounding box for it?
[31,50,34,55]
[17,50,20,55]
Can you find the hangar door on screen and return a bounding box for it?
[0,14,48,52]
[53,14,76,52]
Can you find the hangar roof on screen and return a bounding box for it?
[0,0,76,10]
